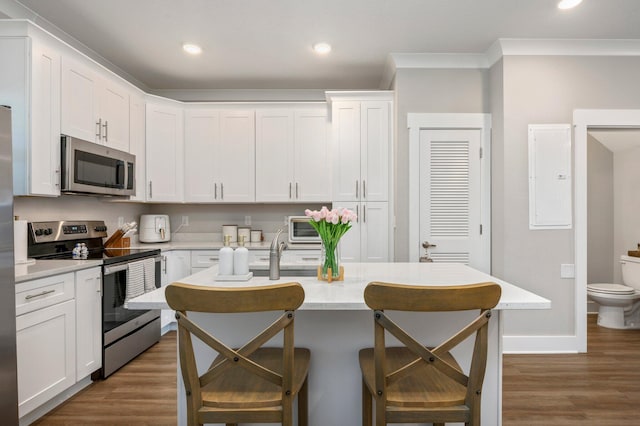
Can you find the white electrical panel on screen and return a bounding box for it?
[528,124,572,230]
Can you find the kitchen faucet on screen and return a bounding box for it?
[269,228,288,280]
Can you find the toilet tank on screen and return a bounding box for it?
[621,255,640,289]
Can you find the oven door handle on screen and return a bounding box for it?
[104,263,128,275]
[103,255,162,276]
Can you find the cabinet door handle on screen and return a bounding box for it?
[363,180,366,199]
[355,180,359,198]
[96,118,102,139]
[289,182,292,199]
[103,120,108,142]
[356,205,359,223]
[25,289,55,300]
[149,181,153,199]
[363,205,366,223]
[221,183,224,199]
[214,183,217,199]
[296,182,299,199]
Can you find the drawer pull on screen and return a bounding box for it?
[25,289,55,300]
[208,257,219,261]
[258,257,269,261]
[302,257,319,261]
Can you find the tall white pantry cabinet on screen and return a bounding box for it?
[327,92,393,262]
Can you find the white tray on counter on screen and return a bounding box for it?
[215,272,253,281]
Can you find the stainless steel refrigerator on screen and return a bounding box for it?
[0,105,20,424]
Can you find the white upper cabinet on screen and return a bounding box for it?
[218,110,255,202]
[255,110,294,202]
[294,109,331,201]
[330,99,390,202]
[146,100,184,202]
[128,92,146,201]
[0,30,61,196]
[184,108,255,203]
[184,108,219,202]
[61,54,130,152]
[256,107,330,202]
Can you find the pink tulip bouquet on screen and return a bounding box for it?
[305,206,357,279]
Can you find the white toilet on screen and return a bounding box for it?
[587,255,640,329]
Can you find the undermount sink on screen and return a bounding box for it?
[250,268,318,277]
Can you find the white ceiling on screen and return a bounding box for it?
[6,0,640,91]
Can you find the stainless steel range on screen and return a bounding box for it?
[27,220,161,378]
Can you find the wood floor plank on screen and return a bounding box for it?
[503,314,640,425]
[32,331,177,425]
[33,315,640,425]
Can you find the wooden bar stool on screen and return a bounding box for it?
[359,281,501,426]
[166,282,310,426]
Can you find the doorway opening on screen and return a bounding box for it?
[574,109,640,352]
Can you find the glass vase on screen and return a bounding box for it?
[320,241,340,280]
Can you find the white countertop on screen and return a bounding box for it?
[15,259,103,283]
[126,262,550,311]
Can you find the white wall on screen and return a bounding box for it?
[492,55,640,341]
[587,135,614,285]
[393,68,490,261]
[614,145,640,283]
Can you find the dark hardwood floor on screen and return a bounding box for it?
[34,315,640,425]
[33,332,177,425]
[503,315,640,425]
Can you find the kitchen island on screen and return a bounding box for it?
[127,262,550,426]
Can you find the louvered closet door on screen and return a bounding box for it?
[419,129,482,268]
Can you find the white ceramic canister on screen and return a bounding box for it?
[237,227,251,245]
[221,224,238,243]
[251,230,262,243]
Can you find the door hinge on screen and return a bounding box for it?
[480,224,483,235]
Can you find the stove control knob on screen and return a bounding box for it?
[44,228,53,235]
[35,229,44,236]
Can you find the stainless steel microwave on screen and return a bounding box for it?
[288,216,321,244]
[61,135,135,196]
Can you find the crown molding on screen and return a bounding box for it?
[325,90,394,103]
[385,39,640,82]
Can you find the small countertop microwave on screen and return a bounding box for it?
[61,135,135,196]
[288,216,321,244]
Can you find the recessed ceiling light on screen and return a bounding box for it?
[182,43,202,55]
[312,42,332,55]
[557,0,583,9]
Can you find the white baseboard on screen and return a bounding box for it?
[161,321,177,335]
[503,335,579,354]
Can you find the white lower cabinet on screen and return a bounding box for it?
[75,267,102,379]
[16,273,76,418]
[162,251,191,328]
[335,202,390,262]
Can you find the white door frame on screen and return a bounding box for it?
[408,113,491,271]
[573,109,640,352]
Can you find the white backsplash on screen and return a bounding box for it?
[14,197,328,243]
